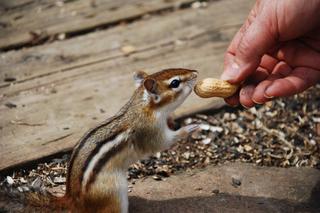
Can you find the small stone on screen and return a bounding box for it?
[312,117,320,123]
[55,1,64,7]
[155,152,161,159]
[231,177,241,187]
[152,175,162,181]
[182,152,190,160]
[212,189,219,194]
[20,177,27,183]
[5,102,17,108]
[236,145,244,153]
[121,45,136,55]
[201,138,211,145]
[174,39,185,46]
[31,177,42,189]
[17,187,23,193]
[244,144,253,152]
[195,187,202,191]
[57,33,66,40]
[22,186,30,192]
[191,1,201,9]
[308,139,316,146]
[184,118,193,125]
[199,124,210,131]
[209,126,223,133]
[6,176,14,185]
[53,176,66,184]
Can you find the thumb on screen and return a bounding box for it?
[222,17,277,83]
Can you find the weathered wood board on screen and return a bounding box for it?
[0,0,254,171]
[0,0,195,50]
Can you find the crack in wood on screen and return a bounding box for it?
[41,133,73,146]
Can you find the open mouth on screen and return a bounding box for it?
[167,116,181,131]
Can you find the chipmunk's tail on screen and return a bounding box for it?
[0,186,70,212]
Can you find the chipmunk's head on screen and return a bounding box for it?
[134,68,198,114]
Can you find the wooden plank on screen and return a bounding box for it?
[0,0,195,50]
[0,0,254,171]
[0,0,250,87]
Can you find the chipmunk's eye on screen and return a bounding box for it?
[169,79,181,88]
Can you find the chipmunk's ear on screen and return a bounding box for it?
[144,78,160,103]
[143,78,157,94]
[133,71,148,88]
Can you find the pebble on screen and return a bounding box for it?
[5,102,17,109]
[53,176,66,184]
[201,138,211,145]
[121,45,136,55]
[199,124,210,131]
[22,186,30,192]
[6,176,14,185]
[184,118,193,125]
[31,177,42,189]
[182,152,191,160]
[17,186,23,192]
[155,152,161,159]
[244,144,253,152]
[152,175,162,181]
[209,126,223,133]
[212,189,219,194]
[312,117,320,123]
[20,177,27,183]
[231,177,241,187]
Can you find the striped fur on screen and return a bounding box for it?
[62,68,198,212]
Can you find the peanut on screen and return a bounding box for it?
[194,78,239,98]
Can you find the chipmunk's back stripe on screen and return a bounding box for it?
[81,131,128,190]
[80,127,126,185]
[85,138,129,191]
[66,115,119,192]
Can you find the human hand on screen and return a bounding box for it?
[221,0,320,108]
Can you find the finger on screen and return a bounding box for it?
[229,17,277,83]
[252,62,292,102]
[265,67,320,98]
[246,67,270,84]
[239,84,256,108]
[259,54,279,73]
[222,5,258,82]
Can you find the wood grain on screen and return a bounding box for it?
[0,0,195,50]
[0,0,254,170]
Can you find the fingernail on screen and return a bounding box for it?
[252,99,264,104]
[221,62,240,81]
[241,104,251,109]
[264,86,274,99]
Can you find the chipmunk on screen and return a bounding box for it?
[20,68,198,212]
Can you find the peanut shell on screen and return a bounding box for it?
[194,78,239,98]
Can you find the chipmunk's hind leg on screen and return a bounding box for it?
[79,193,122,213]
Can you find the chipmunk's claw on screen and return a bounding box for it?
[184,124,200,133]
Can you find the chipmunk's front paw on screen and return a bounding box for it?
[177,124,200,139]
[183,124,200,134]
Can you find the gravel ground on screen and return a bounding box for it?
[1,85,319,193]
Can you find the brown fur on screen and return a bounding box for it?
[19,68,197,212]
